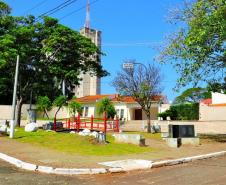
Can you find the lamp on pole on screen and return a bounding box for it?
[123,61,148,72]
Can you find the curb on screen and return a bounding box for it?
[0,151,225,175]
[151,151,226,168]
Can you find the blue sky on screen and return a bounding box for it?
[4,0,190,102]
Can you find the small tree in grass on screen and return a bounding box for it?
[96,98,116,119]
[68,97,82,119]
[53,95,67,121]
[113,60,163,133]
[36,96,51,119]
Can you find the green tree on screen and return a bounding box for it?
[36,96,51,118]
[0,2,108,126]
[113,60,163,132]
[159,0,226,88]
[53,95,67,120]
[207,80,226,93]
[174,87,207,104]
[96,98,116,119]
[68,97,82,117]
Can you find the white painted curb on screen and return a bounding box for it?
[152,151,226,168]
[0,151,225,175]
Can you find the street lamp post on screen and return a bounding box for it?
[123,61,148,72]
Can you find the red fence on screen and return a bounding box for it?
[53,112,119,133]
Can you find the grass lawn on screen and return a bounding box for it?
[123,131,161,140]
[13,128,153,156]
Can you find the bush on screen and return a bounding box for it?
[158,103,199,120]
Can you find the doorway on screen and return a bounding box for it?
[134,109,142,120]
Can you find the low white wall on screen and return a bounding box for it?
[0,104,35,120]
[157,120,226,135]
[0,104,69,120]
[122,120,226,134]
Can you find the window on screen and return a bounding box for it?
[81,107,84,116]
[116,109,120,117]
[84,107,89,117]
[120,109,124,120]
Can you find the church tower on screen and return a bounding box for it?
[74,0,101,97]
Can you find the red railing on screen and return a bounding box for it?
[54,113,119,133]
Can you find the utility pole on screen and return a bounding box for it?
[10,55,19,139]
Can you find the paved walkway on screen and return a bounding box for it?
[1,136,226,168]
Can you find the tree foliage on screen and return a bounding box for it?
[174,81,226,104]
[206,80,226,94]
[174,87,207,104]
[96,98,116,119]
[159,0,226,88]
[36,96,51,118]
[158,103,199,120]
[53,95,67,118]
[112,60,163,132]
[0,1,108,125]
[68,97,82,116]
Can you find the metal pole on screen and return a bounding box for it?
[10,55,20,139]
[62,80,65,96]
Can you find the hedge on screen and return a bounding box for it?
[158,103,199,120]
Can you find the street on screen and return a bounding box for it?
[1,156,226,185]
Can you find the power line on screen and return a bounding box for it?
[59,0,100,21]
[39,0,74,17]
[36,0,79,22]
[102,42,160,47]
[23,0,48,15]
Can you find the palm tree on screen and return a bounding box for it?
[96,98,116,119]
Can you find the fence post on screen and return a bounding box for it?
[77,113,80,132]
[73,115,75,128]
[91,115,93,130]
[53,116,56,131]
[116,116,119,132]
[68,118,70,129]
[104,112,107,134]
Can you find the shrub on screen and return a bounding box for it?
[158,103,199,120]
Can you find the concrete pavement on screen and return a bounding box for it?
[1,155,226,185]
[0,151,225,175]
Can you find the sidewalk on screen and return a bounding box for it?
[1,135,226,169]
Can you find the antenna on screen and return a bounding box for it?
[85,0,90,29]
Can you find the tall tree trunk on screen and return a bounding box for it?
[44,109,49,119]
[16,97,23,127]
[146,111,151,133]
[147,117,151,133]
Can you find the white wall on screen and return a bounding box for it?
[212,92,226,104]
[199,103,226,121]
[0,104,36,120]
[123,120,226,134]
[158,104,170,113]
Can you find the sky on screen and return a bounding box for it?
[4,0,190,102]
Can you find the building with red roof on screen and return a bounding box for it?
[72,94,165,121]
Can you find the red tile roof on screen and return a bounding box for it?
[75,94,115,103]
[75,94,162,104]
[200,98,212,105]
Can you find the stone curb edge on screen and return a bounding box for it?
[0,151,225,175]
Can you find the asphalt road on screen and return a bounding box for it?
[1,156,226,185]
